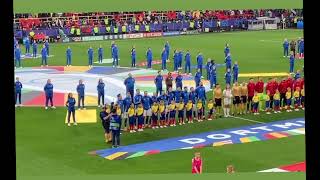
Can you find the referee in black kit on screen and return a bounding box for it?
[100,105,111,143]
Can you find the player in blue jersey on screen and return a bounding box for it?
[98,45,103,64]
[184,50,191,75]
[232,61,239,83]
[88,47,94,67]
[97,78,105,107]
[15,45,22,69]
[112,44,119,67]
[224,43,230,57]
[283,39,289,58]
[173,50,179,72]
[154,71,163,96]
[41,45,48,67]
[289,52,295,74]
[146,47,153,69]
[165,41,170,61]
[131,46,136,67]
[225,68,232,85]
[196,52,204,77]
[66,46,72,66]
[15,77,23,107]
[161,48,167,70]
[76,79,86,110]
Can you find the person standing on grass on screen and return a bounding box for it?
[165,72,173,92]
[32,40,38,58]
[213,84,223,117]
[196,82,206,119]
[240,82,248,114]
[232,61,239,83]
[44,79,55,109]
[154,71,163,96]
[224,43,230,57]
[15,45,22,69]
[146,47,153,69]
[191,152,203,174]
[178,50,183,70]
[232,82,241,115]
[194,69,202,88]
[290,40,296,57]
[209,60,217,89]
[173,50,179,72]
[44,40,50,56]
[109,108,121,148]
[196,52,204,77]
[131,46,136,67]
[97,78,105,107]
[225,53,232,71]
[111,41,115,59]
[134,89,143,108]
[123,92,132,131]
[298,38,304,59]
[225,68,232,85]
[66,92,77,127]
[88,46,94,67]
[100,105,112,142]
[289,52,295,74]
[283,39,289,57]
[15,77,23,107]
[98,45,103,64]
[223,84,232,117]
[205,59,212,80]
[184,50,191,75]
[124,73,135,99]
[76,79,85,110]
[112,44,119,67]
[278,78,287,109]
[142,91,152,128]
[25,37,30,54]
[66,46,72,66]
[161,48,167,71]
[247,78,255,113]
[41,44,48,67]
[165,41,170,61]
[255,77,264,111]
[175,71,183,90]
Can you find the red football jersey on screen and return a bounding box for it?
[278,80,287,94]
[286,78,294,89]
[255,81,264,93]
[247,82,255,97]
[266,82,275,95]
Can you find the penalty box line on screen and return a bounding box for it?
[229,116,266,124]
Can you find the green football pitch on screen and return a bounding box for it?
[16,29,305,180]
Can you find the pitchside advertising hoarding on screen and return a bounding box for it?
[82,35,104,41]
[123,33,144,39]
[143,32,163,38]
[163,31,180,36]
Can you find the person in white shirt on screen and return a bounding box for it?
[223,84,233,117]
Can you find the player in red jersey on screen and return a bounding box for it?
[247,78,255,113]
[286,75,294,108]
[278,78,288,109]
[272,78,279,109]
[265,78,274,110]
[286,75,294,90]
[293,77,303,91]
[192,152,203,174]
[255,77,264,111]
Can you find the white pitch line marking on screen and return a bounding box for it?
[229,115,266,124]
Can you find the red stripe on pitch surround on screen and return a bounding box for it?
[145,150,161,155]
[34,66,65,71]
[263,133,278,139]
[24,92,65,106]
[193,144,206,149]
[279,162,306,172]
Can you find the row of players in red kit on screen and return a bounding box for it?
[246,74,304,113]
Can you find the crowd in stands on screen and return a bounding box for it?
[14,9,303,31]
